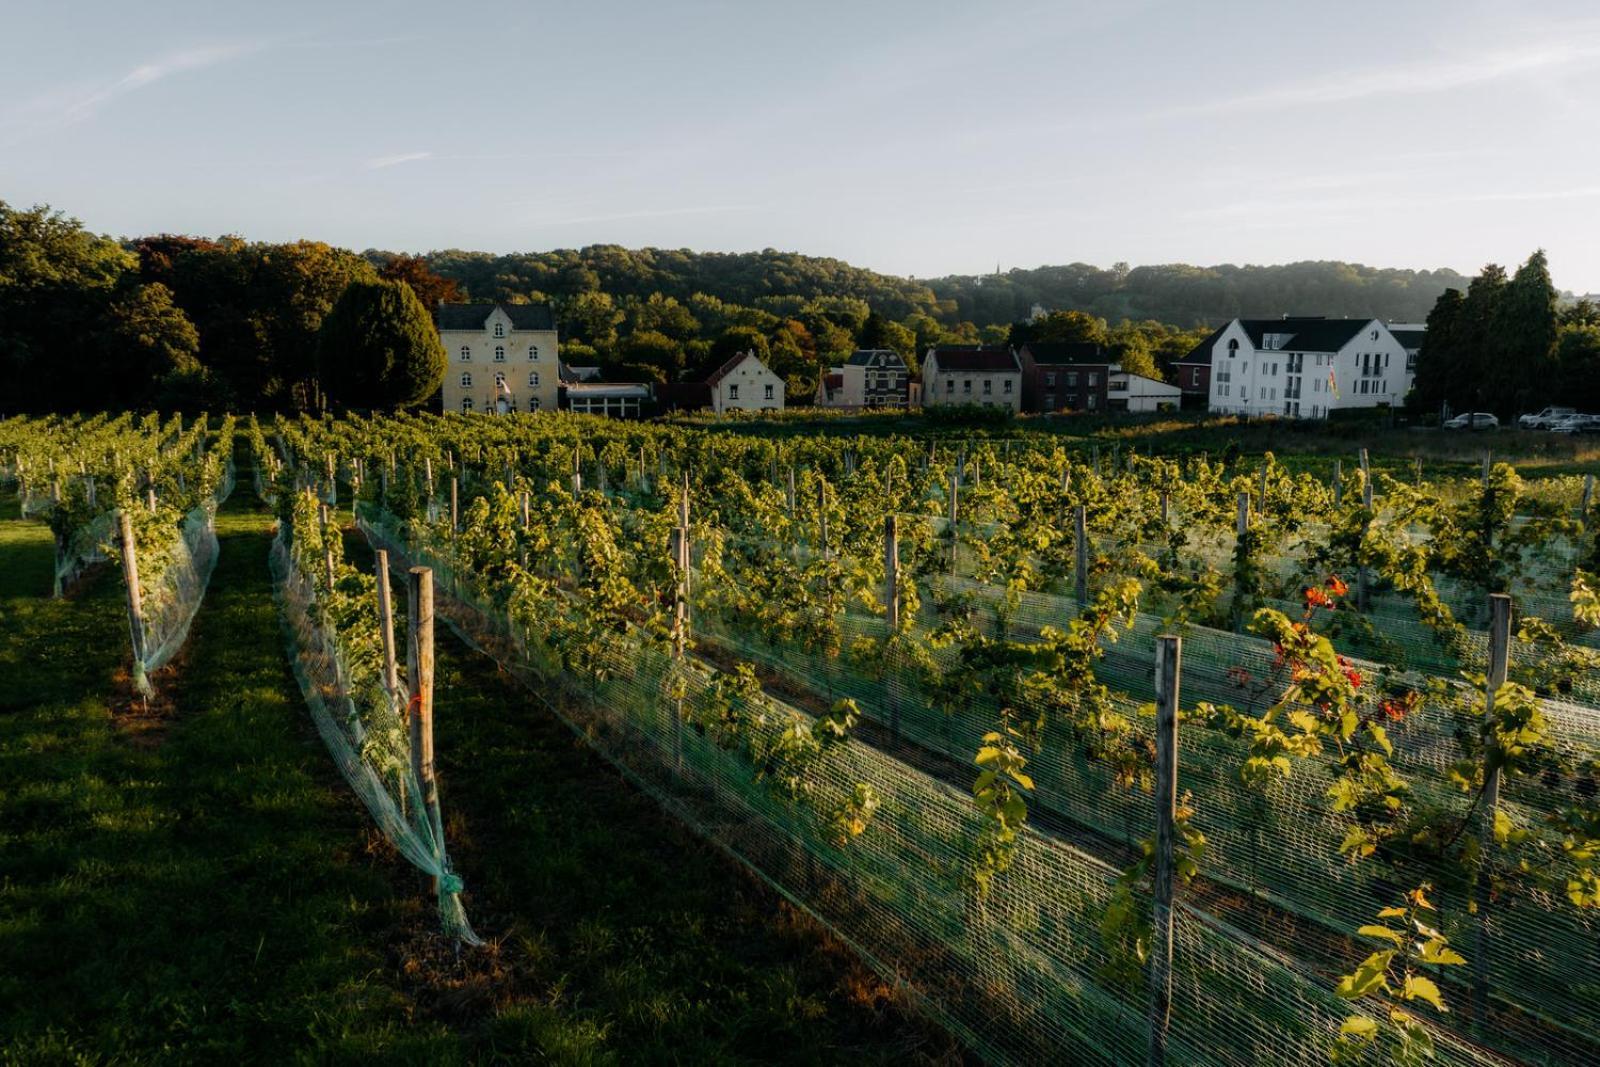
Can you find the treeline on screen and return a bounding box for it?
[0,195,1505,414]
[1411,251,1600,416]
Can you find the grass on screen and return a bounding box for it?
[1,480,960,1064]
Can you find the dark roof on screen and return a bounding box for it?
[845,348,906,368]
[1238,317,1367,353]
[1174,324,1228,366]
[928,346,1019,372]
[435,302,556,331]
[1019,341,1103,364]
[558,362,583,384]
[1390,329,1425,350]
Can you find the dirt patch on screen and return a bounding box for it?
[109,637,193,746]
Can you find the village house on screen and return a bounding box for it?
[921,346,1022,411]
[1196,317,1416,419]
[816,348,911,408]
[707,350,785,413]
[437,302,559,415]
[1108,369,1182,412]
[1016,342,1111,413]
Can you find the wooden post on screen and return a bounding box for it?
[450,475,459,533]
[117,510,148,694]
[1333,459,1343,507]
[786,467,796,516]
[1159,491,1170,527]
[670,524,689,769]
[1472,594,1512,1027]
[1148,634,1181,1067]
[1358,447,1370,478]
[1482,450,1491,487]
[948,472,960,573]
[1233,493,1250,632]
[1581,474,1593,527]
[407,567,443,895]
[885,513,902,739]
[1358,480,1373,612]
[1074,505,1089,607]
[817,478,829,562]
[146,487,157,513]
[375,550,401,700]
[520,490,531,529]
[320,504,337,591]
[1258,464,1268,513]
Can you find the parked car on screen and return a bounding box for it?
[1519,406,1577,429]
[1444,412,1500,430]
[1550,413,1600,434]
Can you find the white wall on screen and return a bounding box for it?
[713,354,785,412]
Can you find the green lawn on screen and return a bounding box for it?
[0,484,957,1064]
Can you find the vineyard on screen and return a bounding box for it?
[5,411,1600,1065]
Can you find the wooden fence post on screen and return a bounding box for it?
[1473,593,1512,1028]
[375,549,404,814]
[884,513,901,740]
[407,566,443,896]
[117,509,148,696]
[1159,491,1170,528]
[1482,450,1491,486]
[1148,634,1181,1067]
[1358,479,1374,612]
[449,475,459,533]
[1074,505,1089,608]
[320,504,336,591]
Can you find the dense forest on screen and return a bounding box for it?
[1411,251,1600,417]
[0,196,1534,414]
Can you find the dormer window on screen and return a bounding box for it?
[495,345,505,362]
[493,322,505,338]
[459,345,471,361]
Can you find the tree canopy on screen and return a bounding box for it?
[317,279,446,410]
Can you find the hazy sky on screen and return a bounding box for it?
[4,0,1600,290]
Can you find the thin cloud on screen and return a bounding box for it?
[365,151,433,170]
[525,205,757,227]
[1159,35,1600,120]
[63,43,257,123]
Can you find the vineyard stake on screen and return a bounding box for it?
[407,566,443,896]
[146,487,157,514]
[786,467,796,515]
[1581,474,1593,527]
[1074,505,1089,608]
[375,549,404,815]
[817,477,829,563]
[1482,450,1491,486]
[1333,459,1343,507]
[1358,447,1369,478]
[1148,634,1181,1067]
[1473,593,1512,1029]
[319,504,336,591]
[884,514,901,742]
[948,472,960,573]
[1233,494,1249,632]
[117,509,148,702]
[671,523,689,770]
[1159,491,1170,527]
[1358,479,1374,613]
[1258,464,1267,513]
[450,475,459,533]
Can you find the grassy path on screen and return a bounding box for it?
[0,489,456,1063]
[345,531,962,1064]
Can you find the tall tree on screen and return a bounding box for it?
[1459,264,1509,412]
[1488,250,1559,413]
[317,279,445,410]
[1411,287,1464,414]
[377,253,461,310]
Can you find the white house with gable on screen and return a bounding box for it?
[1201,317,1415,419]
[707,350,784,413]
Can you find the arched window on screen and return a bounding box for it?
[460,372,472,387]
[494,345,505,362]
[528,397,540,411]
[493,322,504,338]
[495,372,506,388]
[528,371,540,387]
[528,344,539,360]
[1227,339,1239,358]
[459,345,471,361]
[461,396,473,412]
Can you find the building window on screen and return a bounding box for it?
[459,345,471,361]
[729,384,739,400]
[1228,339,1239,358]
[1067,372,1079,386]
[1088,373,1098,387]
[947,379,955,393]
[983,379,993,394]
[460,372,472,387]
[495,372,506,387]
[528,371,540,387]
[764,383,774,400]
[1045,372,1056,386]
[528,345,539,360]
[1087,394,1097,408]
[495,345,505,362]
[493,322,504,338]
[461,396,473,412]
[963,380,972,393]
[1003,379,1013,393]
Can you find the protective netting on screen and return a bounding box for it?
[270,522,478,944]
[357,505,1505,1067]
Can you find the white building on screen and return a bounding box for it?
[707,350,784,413]
[1108,369,1182,413]
[438,303,559,415]
[1200,317,1415,419]
[564,382,651,418]
[921,346,1022,411]
[816,348,911,408]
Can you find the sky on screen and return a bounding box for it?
[4,0,1600,291]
